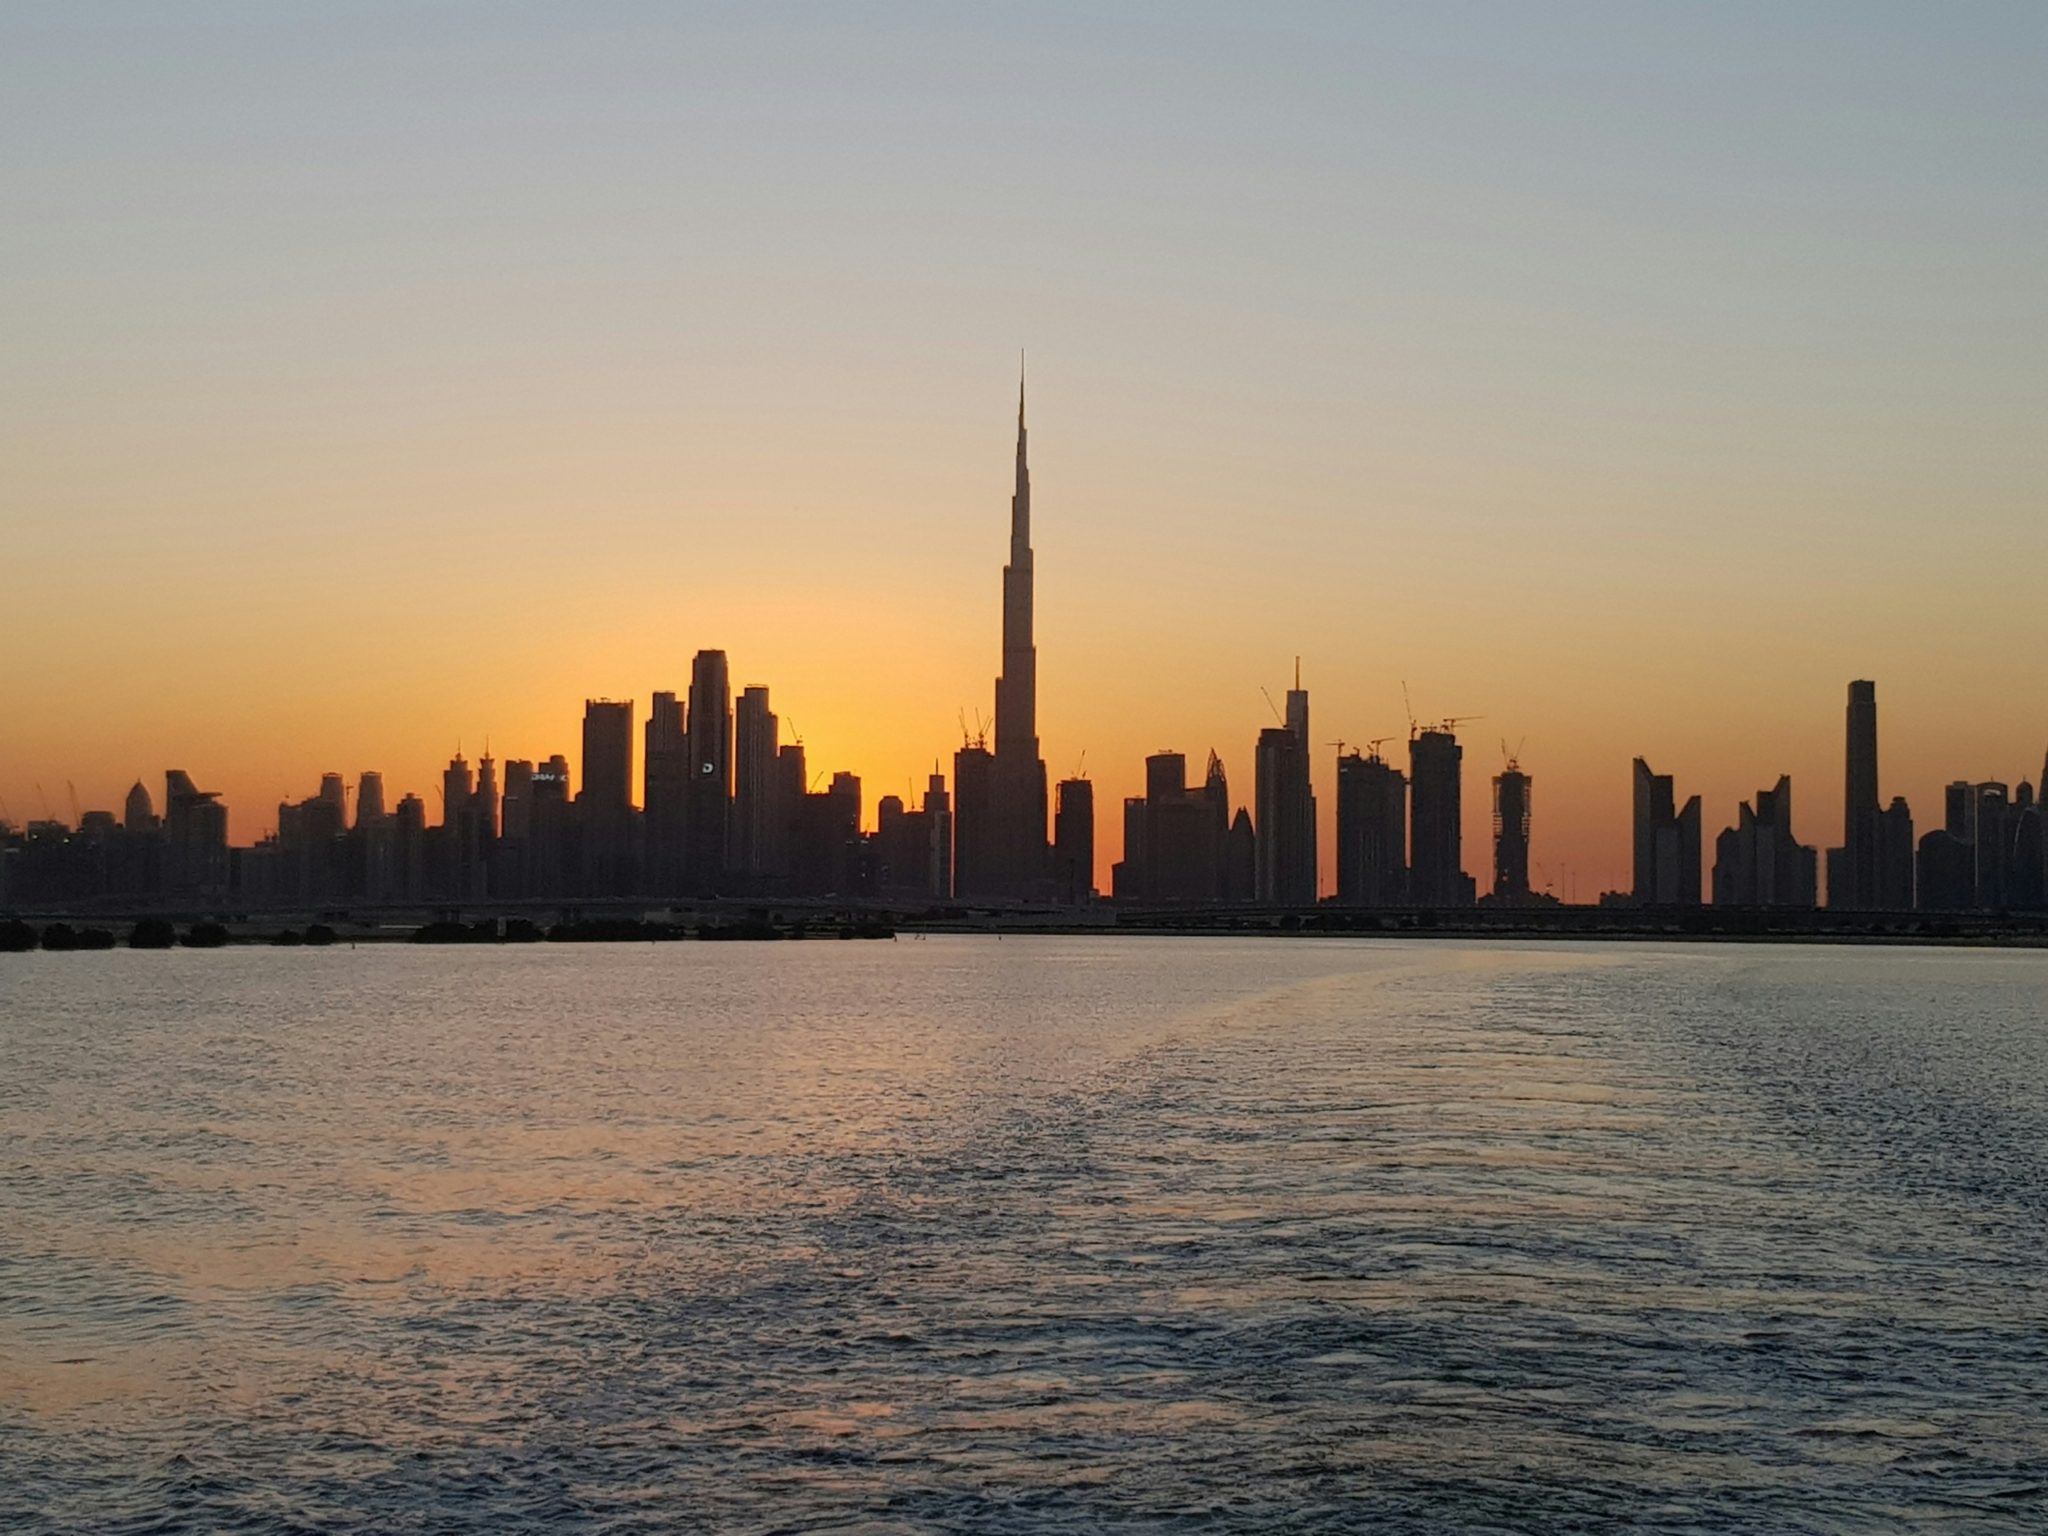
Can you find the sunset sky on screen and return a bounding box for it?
[5,3,2045,895]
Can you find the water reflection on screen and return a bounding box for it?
[2,939,2045,1531]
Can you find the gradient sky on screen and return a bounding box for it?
[4,3,2045,896]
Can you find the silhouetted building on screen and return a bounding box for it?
[1053,777,1094,905]
[874,774,951,901]
[393,793,426,900]
[529,754,573,899]
[770,742,807,893]
[1492,758,1532,903]
[1408,728,1468,908]
[643,690,688,897]
[1631,758,1702,906]
[1712,776,1817,907]
[2010,781,2045,911]
[1919,779,2029,912]
[1224,808,1257,902]
[1112,795,1146,901]
[1877,796,1915,910]
[951,743,996,902]
[163,769,228,902]
[790,771,862,897]
[123,780,157,833]
[1835,680,1883,909]
[1335,748,1405,906]
[685,652,731,893]
[1147,753,1213,904]
[1256,668,1317,905]
[580,699,635,896]
[277,776,348,905]
[978,373,1050,900]
[732,684,778,885]
[495,758,533,897]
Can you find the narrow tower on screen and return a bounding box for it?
[974,360,1050,899]
[995,364,1037,766]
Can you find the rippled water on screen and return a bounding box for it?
[2,937,2045,1532]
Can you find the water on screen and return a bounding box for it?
[2,937,2045,1533]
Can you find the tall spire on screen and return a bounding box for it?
[996,360,1038,758]
[1010,352,1031,562]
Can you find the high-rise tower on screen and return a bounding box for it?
[1837,679,1881,909]
[685,650,732,894]
[968,364,1050,900]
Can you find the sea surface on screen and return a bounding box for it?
[2,937,2045,1533]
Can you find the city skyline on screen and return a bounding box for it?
[5,7,2047,897]
[8,361,2047,901]
[7,379,2046,914]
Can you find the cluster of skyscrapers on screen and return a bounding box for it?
[1630,680,2048,912]
[5,387,2046,919]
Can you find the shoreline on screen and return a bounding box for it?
[6,908,2048,951]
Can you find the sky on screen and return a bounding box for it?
[4,2,2045,896]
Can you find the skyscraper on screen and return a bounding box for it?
[1491,756,1531,903]
[123,780,157,833]
[1408,728,1467,907]
[732,684,779,884]
[643,690,687,896]
[1631,757,1702,906]
[1836,679,1882,909]
[1254,664,1317,905]
[580,699,635,895]
[979,369,1050,900]
[355,771,387,827]
[1712,776,1817,907]
[1335,748,1405,906]
[1053,776,1094,905]
[951,742,996,901]
[163,769,228,900]
[685,650,731,893]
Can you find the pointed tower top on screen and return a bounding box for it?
[1018,350,1026,429]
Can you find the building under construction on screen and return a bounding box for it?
[1492,753,1532,904]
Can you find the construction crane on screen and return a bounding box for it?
[1432,714,1485,735]
[1259,687,1284,726]
[1401,681,1417,740]
[1500,736,1526,770]
[67,780,82,826]
[1071,750,1088,780]
[1365,734,1399,759]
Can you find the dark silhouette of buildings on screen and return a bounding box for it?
[1878,796,1916,910]
[684,651,731,893]
[1254,668,1316,904]
[732,684,778,886]
[1631,758,1702,906]
[1832,679,1883,909]
[949,372,1052,901]
[643,691,687,896]
[1335,747,1405,906]
[1492,755,1532,903]
[1712,776,1817,907]
[580,701,636,897]
[163,770,228,900]
[950,742,996,901]
[1053,776,1094,905]
[1408,728,1469,908]
[873,773,951,901]
[1916,777,2046,912]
